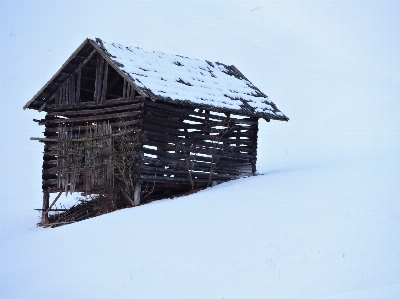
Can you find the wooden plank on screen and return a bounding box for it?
[76,65,81,104]
[33,126,140,143]
[140,174,213,185]
[42,110,142,125]
[38,92,56,112]
[71,72,76,105]
[142,145,250,163]
[97,56,105,102]
[80,49,97,68]
[101,62,109,102]
[123,80,127,98]
[64,80,69,104]
[145,137,256,154]
[134,183,141,206]
[140,165,236,180]
[144,109,257,133]
[144,126,256,147]
[45,191,63,215]
[143,114,235,132]
[41,191,49,225]
[145,100,258,126]
[142,156,250,173]
[46,97,142,111]
[46,102,143,117]
[144,139,255,159]
[143,122,255,139]
[94,55,104,102]
[129,84,134,98]
[43,119,143,133]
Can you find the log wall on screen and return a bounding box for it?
[40,97,144,194]
[140,100,258,196]
[39,96,259,197]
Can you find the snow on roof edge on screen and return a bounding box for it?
[93,38,289,121]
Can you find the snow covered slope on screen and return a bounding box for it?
[1,1,399,298]
[1,149,399,299]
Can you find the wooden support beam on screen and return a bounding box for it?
[123,80,127,98]
[80,49,97,68]
[101,62,108,102]
[46,97,142,111]
[144,100,258,125]
[134,183,141,206]
[94,55,105,102]
[70,72,76,105]
[43,119,142,133]
[41,191,50,225]
[40,110,142,125]
[45,191,63,215]
[76,65,81,104]
[46,102,143,117]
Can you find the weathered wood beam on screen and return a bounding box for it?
[47,97,142,111]
[122,80,126,98]
[32,126,141,142]
[145,100,258,125]
[41,191,49,225]
[142,146,250,163]
[80,49,97,67]
[94,55,105,102]
[142,156,250,172]
[140,165,237,180]
[142,123,255,143]
[101,62,109,102]
[76,66,81,104]
[43,119,142,133]
[134,183,141,206]
[39,110,142,125]
[44,191,63,215]
[46,102,143,117]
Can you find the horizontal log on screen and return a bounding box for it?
[139,174,224,185]
[143,114,246,132]
[41,110,142,125]
[44,119,142,134]
[145,100,258,125]
[141,165,237,180]
[142,146,251,163]
[46,97,144,111]
[144,138,256,155]
[142,156,251,172]
[143,123,256,140]
[146,107,237,129]
[32,127,140,143]
[42,179,59,186]
[144,130,255,147]
[46,102,144,117]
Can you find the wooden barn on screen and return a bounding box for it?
[24,38,288,225]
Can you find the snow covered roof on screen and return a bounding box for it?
[95,38,288,121]
[24,38,288,121]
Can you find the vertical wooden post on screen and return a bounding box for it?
[101,62,109,102]
[94,55,105,102]
[134,182,141,206]
[123,80,127,98]
[251,117,259,175]
[76,65,81,104]
[41,191,50,225]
